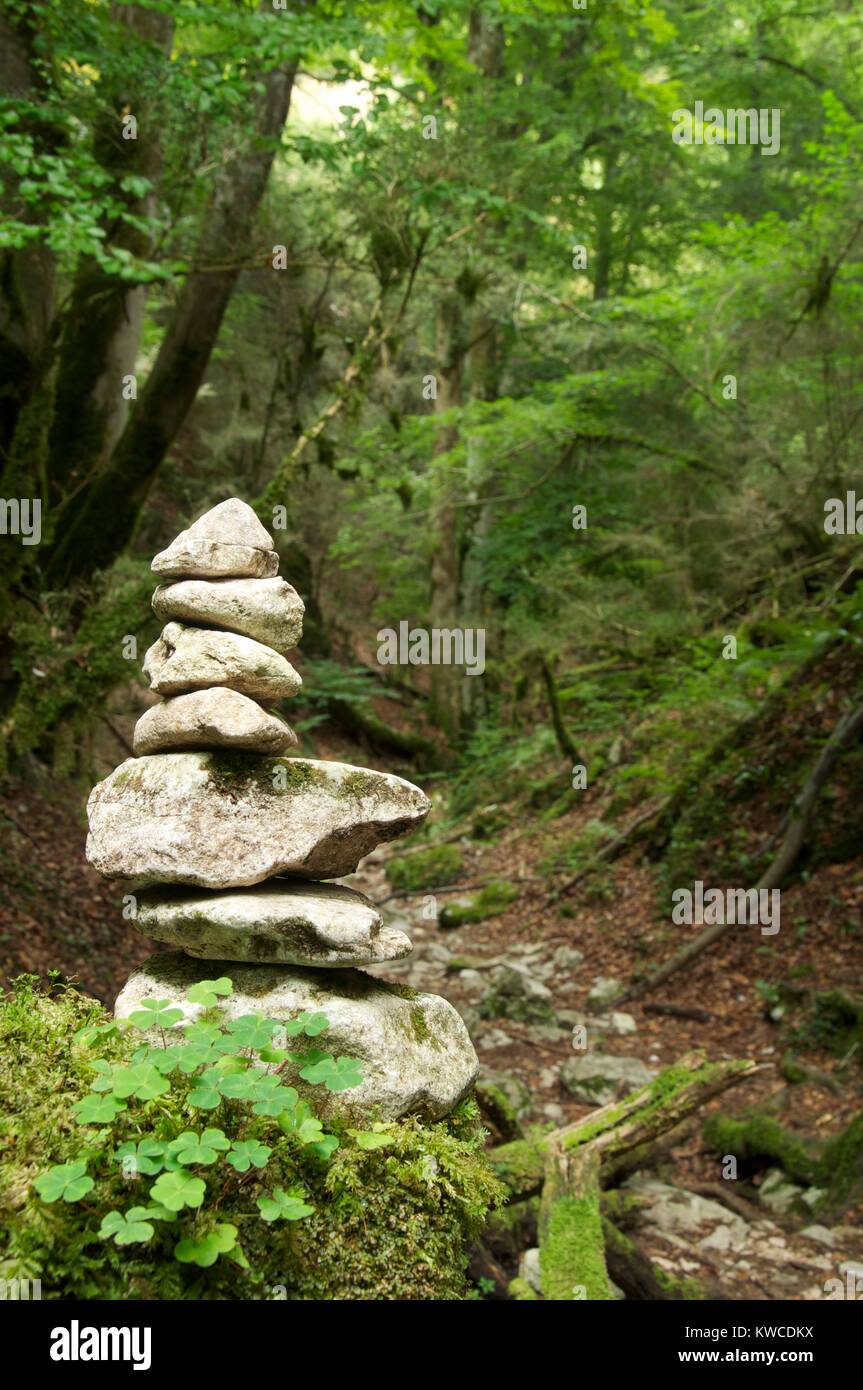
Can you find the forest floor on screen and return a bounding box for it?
[2,711,862,1302]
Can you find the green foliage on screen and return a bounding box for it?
[385,843,463,890]
[4,557,155,773]
[17,974,367,1275]
[0,976,502,1299]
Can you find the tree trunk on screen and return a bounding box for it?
[0,2,57,494]
[428,287,467,740]
[457,9,504,733]
[45,4,175,510]
[459,302,496,732]
[45,2,304,586]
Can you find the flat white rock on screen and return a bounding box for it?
[114,951,479,1121]
[86,753,431,886]
[132,688,297,755]
[131,881,412,966]
[152,499,277,578]
[152,538,279,580]
[152,577,304,654]
[143,623,302,701]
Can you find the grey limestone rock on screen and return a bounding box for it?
[87,753,431,887]
[143,622,302,701]
[133,688,297,755]
[132,880,412,967]
[114,951,478,1122]
[152,576,304,654]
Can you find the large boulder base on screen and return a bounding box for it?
[152,577,304,654]
[133,688,297,756]
[86,753,431,886]
[143,622,302,701]
[132,880,413,967]
[114,951,479,1122]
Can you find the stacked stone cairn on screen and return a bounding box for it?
[86,499,478,1120]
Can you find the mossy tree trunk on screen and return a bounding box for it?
[46,10,302,586]
[489,1051,763,1299]
[45,3,175,513]
[0,3,58,499]
[428,285,468,741]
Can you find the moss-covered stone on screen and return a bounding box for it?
[0,977,503,1300]
[475,1072,531,1142]
[384,843,463,892]
[702,1107,863,1218]
[439,879,520,929]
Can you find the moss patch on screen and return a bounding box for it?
[540,1187,612,1301]
[0,976,504,1300]
[385,844,462,892]
[439,880,520,929]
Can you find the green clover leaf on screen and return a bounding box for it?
[74,1020,121,1047]
[140,1203,177,1223]
[87,1059,115,1092]
[284,1010,329,1037]
[225,1015,281,1050]
[310,1134,339,1160]
[248,1074,297,1117]
[173,1128,230,1165]
[146,1045,185,1075]
[127,998,184,1031]
[109,1062,171,1101]
[34,1161,94,1204]
[350,1123,396,1150]
[288,1047,330,1070]
[175,1042,223,1073]
[187,1067,223,1110]
[217,1068,263,1102]
[174,1223,240,1267]
[277,1101,327,1147]
[113,1138,167,1176]
[99,1208,155,1245]
[72,1093,128,1125]
[184,1021,223,1046]
[256,1188,314,1223]
[300,1054,363,1092]
[225,1140,272,1173]
[185,978,233,1008]
[149,1168,206,1212]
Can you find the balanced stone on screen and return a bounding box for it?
[133,688,297,756]
[86,753,431,887]
[131,881,412,966]
[143,622,302,701]
[152,498,278,579]
[114,951,478,1122]
[153,577,304,654]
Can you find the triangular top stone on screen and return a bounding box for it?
[184,498,273,549]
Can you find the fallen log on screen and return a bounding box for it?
[547,799,668,906]
[491,1050,764,1299]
